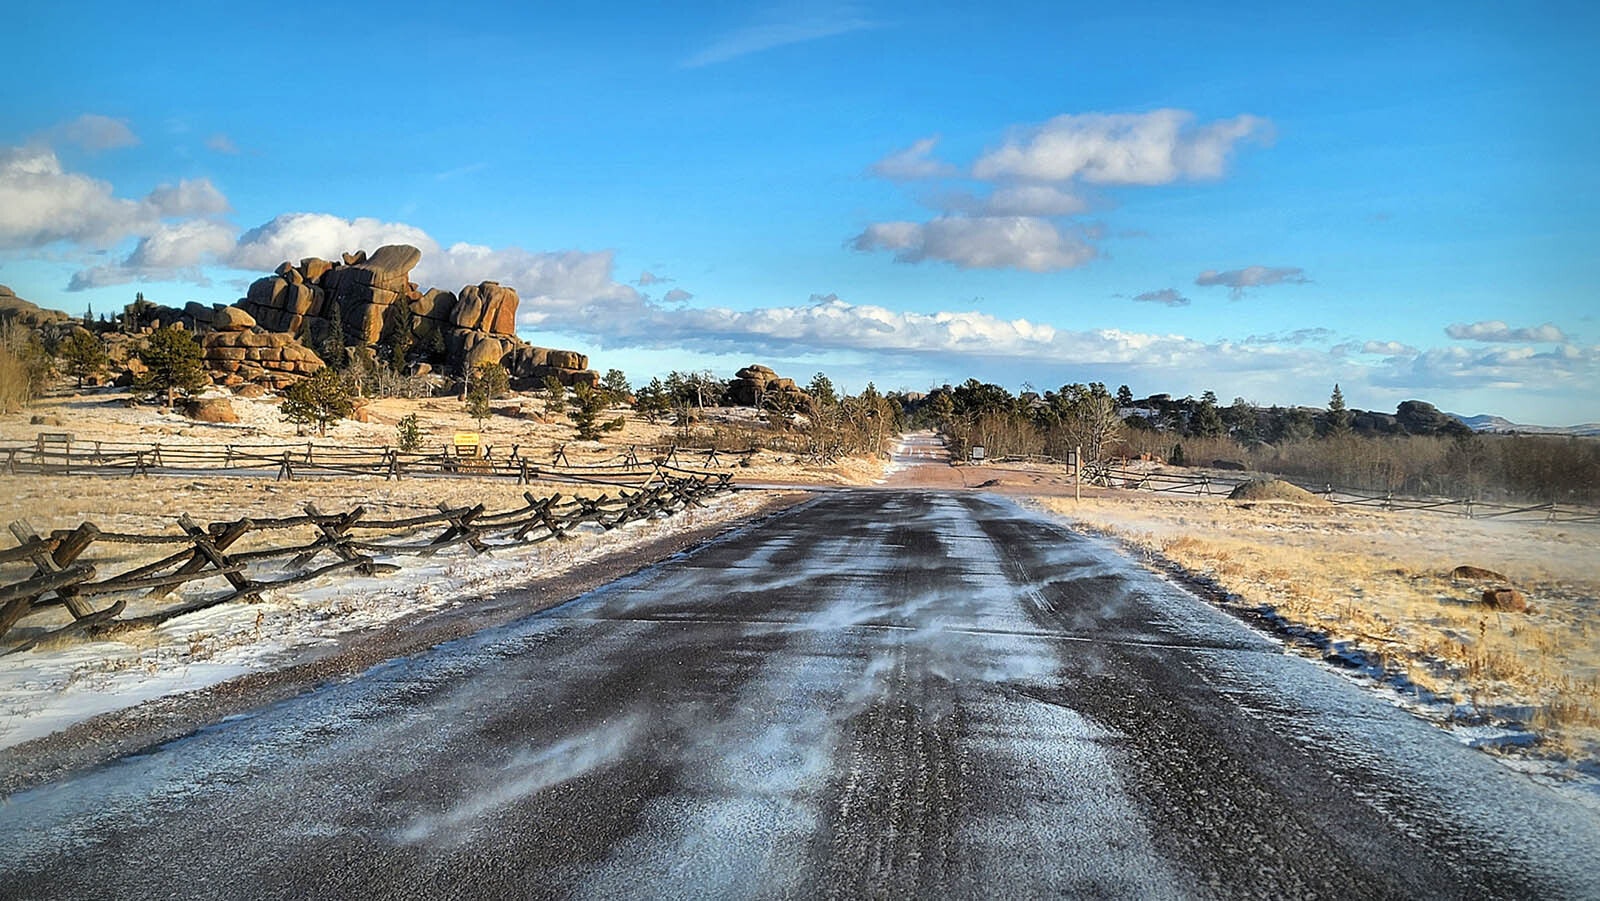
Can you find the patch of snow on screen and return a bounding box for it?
[0,493,770,750]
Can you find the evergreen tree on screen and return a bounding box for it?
[1115,384,1134,408]
[635,377,671,423]
[281,368,356,436]
[472,362,510,399]
[601,368,632,401]
[395,413,423,452]
[1326,383,1353,436]
[60,330,109,386]
[134,325,209,407]
[465,383,492,430]
[570,383,624,440]
[385,302,415,373]
[541,375,567,418]
[1189,394,1225,437]
[321,304,349,369]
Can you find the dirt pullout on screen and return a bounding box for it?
[0,490,808,796]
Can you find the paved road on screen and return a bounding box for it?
[2,490,1598,899]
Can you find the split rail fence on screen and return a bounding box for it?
[1090,462,1600,525]
[1,436,744,489]
[0,472,733,654]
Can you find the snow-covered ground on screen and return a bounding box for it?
[0,493,771,751]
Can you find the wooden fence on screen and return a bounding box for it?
[0,437,746,488]
[0,472,733,653]
[1092,463,1600,525]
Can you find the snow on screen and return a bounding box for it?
[0,493,770,751]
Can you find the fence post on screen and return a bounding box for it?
[277,451,294,481]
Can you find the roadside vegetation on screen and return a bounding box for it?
[1036,492,1600,767]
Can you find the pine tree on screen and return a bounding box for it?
[281,368,355,436]
[1116,384,1134,408]
[135,325,208,407]
[570,383,624,440]
[61,330,109,386]
[321,304,348,369]
[601,369,632,402]
[1326,383,1353,436]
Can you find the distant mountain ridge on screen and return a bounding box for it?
[1450,413,1600,437]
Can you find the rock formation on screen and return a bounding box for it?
[725,364,811,411]
[199,313,325,390]
[235,244,598,388]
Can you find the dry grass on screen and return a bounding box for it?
[1035,492,1600,763]
[0,388,886,487]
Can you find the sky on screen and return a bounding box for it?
[3,0,1597,424]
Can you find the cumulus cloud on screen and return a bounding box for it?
[429,244,642,312]
[228,212,435,272]
[147,179,231,217]
[683,9,876,67]
[859,108,1267,272]
[975,184,1088,217]
[68,219,238,290]
[0,146,152,249]
[205,133,240,155]
[636,271,669,286]
[1195,265,1309,298]
[1371,342,1600,392]
[973,109,1269,185]
[56,114,139,151]
[850,216,1096,272]
[1361,340,1418,356]
[1131,288,1189,307]
[662,287,694,304]
[870,137,957,180]
[1445,320,1568,343]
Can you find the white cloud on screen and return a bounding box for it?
[1445,320,1568,343]
[228,212,436,272]
[56,114,139,151]
[850,216,1096,272]
[1195,265,1309,298]
[68,219,238,290]
[205,133,240,155]
[662,287,694,304]
[1361,340,1419,356]
[977,183,1088,217]
[429,244,641,309]
[1132,288,1189,307]
[683,9,876,67]
[147,179,231,217]
[870,137,957,180]
[1372,342,1600,392]
[973,109,1269,185]
[0,146,151,249]
[636,271,670,286]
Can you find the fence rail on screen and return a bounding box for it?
[1092,463,1600,525]
[0,437,746,487]
[0,472,734,653]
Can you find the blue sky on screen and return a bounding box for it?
[4,0,1597,423]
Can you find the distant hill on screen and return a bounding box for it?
[1450,413,1600,437]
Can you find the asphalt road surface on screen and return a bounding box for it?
[3,489,1598,899]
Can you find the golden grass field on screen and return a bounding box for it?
[1034,492,1600,767]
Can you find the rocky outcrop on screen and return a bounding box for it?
[725,364,811,410]
[234,245,598,388]
[200,329,324,390]
[0,285,73,330]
